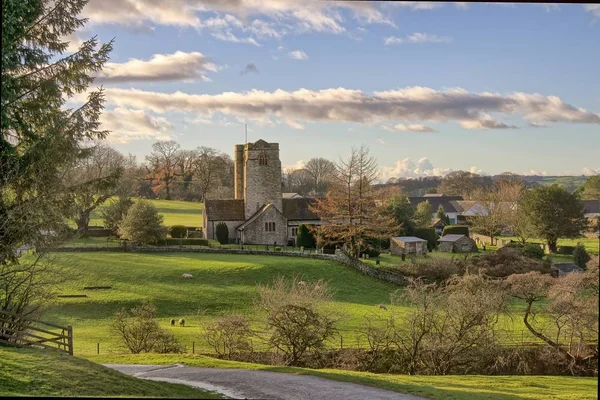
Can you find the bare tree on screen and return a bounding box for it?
[145,140,182,200]
[283,168,314,195]
[304,157,336,195]
[438,171,493,199]
[310,145,400,258]
[193,147,233,201]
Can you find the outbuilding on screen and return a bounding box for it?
[438,234,478,253]
[390,236,428,256]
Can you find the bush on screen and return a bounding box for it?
[204,315,254,359]
[187,228,203,238]
[399,258,465,283]
[442,225,470,237]
[573,243,591,269]
[169,225,188,239]
[503,242,545,260]
[413,228,438,251]
[101,197,133,235]
[111,302,161,354]
[118,200,166,245]
[152,330,184,354]
[163,238,209,246]
[471,248,551,278]
[557,245,575,255]
[296,224,316,248]
[362,248,380,258]
[216,222,229,245]
[274,246,282,251]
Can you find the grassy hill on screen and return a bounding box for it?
[88,198,203,228]
[0,347,220,398]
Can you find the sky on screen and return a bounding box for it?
[68,1,600,181]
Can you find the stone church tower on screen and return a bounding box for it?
[234,139,283,218]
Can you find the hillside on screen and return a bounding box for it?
[0,347,220,398]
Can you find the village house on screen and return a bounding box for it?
[203,139,322,245]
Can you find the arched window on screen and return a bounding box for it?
[258,153,268,166]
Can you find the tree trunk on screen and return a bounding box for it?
[77,211,91,235]
[548,240,558,253]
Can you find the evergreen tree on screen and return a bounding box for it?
[435,204,450,225]
[216,222,229,245]
[296,224,316,248]
[414,200,434,228]
[119,200,166,245]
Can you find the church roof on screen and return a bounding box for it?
[282,198,320,220]
[204,199,245,221]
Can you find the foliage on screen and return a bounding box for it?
[470,248,551,278]
[435,205,450,225]
[1,0,113,267]
[204,315,254,359]
[398,258,465,284]
[442,225,470,237]
[309,145,400,258]
[573,244,591,269]
[385,195,415,234]
[520,185,587,252]
[437,171,493,199]
[502,242,545,260]
[152,330,185,354]
[296,224,316,248]
[257,277,337,366]
[413,200,433,228]
[101,197,133,235]
[111,302,162,354]
[413,228,438,251]
[557,246,575,255]
[169,225,188,239]
[579,175,600,200]
[118,200,166,245]
[215,222,229,245]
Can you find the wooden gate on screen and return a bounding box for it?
[0,310,73,355]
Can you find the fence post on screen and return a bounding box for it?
[340,336,343,349]
[97,342,100,354]
[193,342,195,354]
[67,325,73,355]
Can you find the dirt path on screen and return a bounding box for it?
[105,364,427,400]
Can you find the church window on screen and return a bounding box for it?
[291,227,298,237]
[265,222,276,232]
[258,153,268,166]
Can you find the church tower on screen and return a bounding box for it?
[238,139,282,218]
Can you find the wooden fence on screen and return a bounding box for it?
[0,309,73,355]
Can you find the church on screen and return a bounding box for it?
[202,139,322,245]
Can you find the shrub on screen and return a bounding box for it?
[169,225,188,239]
[442,225,470,237]
[152,330,184,354]
[362,248,380,258]
[118,200,166,245]
[296,224,316,248]
[111,302,161,354]
[274,246,282,251]
[573,243,591,270]
[204,315,254,359]
[413,228,438,251]
[101,197,133,235]
[557,245,575,255]
[187,229,203,238]
[216,222,229,245]
[471,248,551,278]
[503,242,545,260]
[399,258,465,283]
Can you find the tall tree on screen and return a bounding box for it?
[580,175,600,201]
[69,144,124,234]
[145,140,181,200]
[520,185,587,252]
[304,157,336,195]
[193,146,232,201]
[1,0,112,326]
[310,145,399,258]
[385,194,415,235]
[283,168,313,195]
[435,204,450,225]
[414,200,433,228]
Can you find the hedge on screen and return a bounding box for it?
[413,228,438,251]
[169,225,188,238]
[557,245,575,255]
[442,225,470,237]
[503,242,545,259]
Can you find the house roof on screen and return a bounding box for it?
[408,196,463,213]
[551,263,584,274]
[451,200,480,214]
[236,203,279,230]
[392,236,428,243]
[438,234,467,242]
[582,200,600,214]
[204,199,245,221]
[431,218,447,227]
[282,198,320,220]
[282,192,303,199]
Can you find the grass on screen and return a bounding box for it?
[88,198,203,228]
[43,252,544,357]
[85,353,598,400]
[0,347,221,398]
[497,236,598,255]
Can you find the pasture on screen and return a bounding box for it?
[45,252,540,357]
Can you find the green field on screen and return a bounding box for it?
[88,198,203,228]
[496,236,598,255]
[0,347,220,398]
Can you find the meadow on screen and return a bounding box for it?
[46,252,543,357]
[87,198,203,228]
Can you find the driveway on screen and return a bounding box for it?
[105,364,427,400]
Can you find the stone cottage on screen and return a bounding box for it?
[438,234,478,253]
[203,139,322,244]
[390,236,428,256]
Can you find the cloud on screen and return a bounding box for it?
[523,169,548,176]
[241,63,259,75]
[100,108,174,143]
[98,86,600,131]
[584,5,600,18]
[393,124,436,133]
[376,138,385,144]
[528,121,547,128]
[284,160,307,170]
[380,157,454,181]
[82,0,393,43]
[582,167,600,175]
[289,50,308,60]
[454,2,469,10]
[96,51,219,83]
[63,33,85,53]
[385,2,444,10]
[384,33,452,45]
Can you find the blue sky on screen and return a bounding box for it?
[73,1,600,180]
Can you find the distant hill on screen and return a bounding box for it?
[515,175,589,192]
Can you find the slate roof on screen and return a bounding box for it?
[282,198,320,221]
[392,236,428,243]
[431,218,447,227]
[236,203,283,231]
[204,199,245,221]
[408,196,463,213]
[583,200,600,214]
[438,234,467,242]
[451,201,480,213]
[282,193,303,199]
[551,263,584,274]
